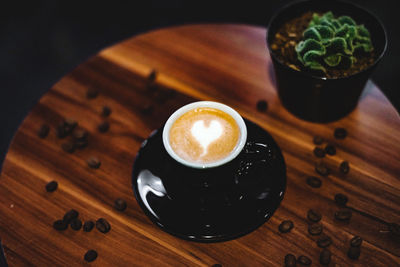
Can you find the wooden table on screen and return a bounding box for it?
[0,24,399,266]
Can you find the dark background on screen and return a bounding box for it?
[1,0,398,171]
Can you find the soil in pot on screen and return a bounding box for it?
[270,11,376,79]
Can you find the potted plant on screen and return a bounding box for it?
[267,0,387,122]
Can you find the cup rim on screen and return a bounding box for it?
[162,101,247,169]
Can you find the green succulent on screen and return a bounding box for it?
[295,11,373,73]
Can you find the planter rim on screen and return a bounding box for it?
[266,0,388,81]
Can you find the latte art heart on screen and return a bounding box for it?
[191,120,223,156]
[169,107,240,164]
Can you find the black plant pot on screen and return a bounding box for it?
[267,0,387,123]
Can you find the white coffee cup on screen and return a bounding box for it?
[162,101,247,169]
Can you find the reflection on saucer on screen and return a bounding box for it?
[137,170,167,219]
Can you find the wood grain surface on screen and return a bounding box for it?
[1,24,399,266]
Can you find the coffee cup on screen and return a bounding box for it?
[162,101,247,169]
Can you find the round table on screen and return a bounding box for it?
[0,24,399,266]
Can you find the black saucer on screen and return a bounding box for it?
[132,119,286,242]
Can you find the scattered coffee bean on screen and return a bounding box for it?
[64,118,78,129]
[313,147,325,158]
[72,128,88,141]
[324,144,336,156]
[306,176,322,188]
[84,249,98,262]
[38,124,50,138]
[315,162,330,177]
[86,88,99,99]
[101,106,112,117]
[334,127,347,139]
[83,220,95,232]
[308,223,323,235]
[339,161,350,174]
[148,70,157,82]
[114,198,127,212]
[284,254,296,267]
[256,100,268,112]
[98,121,110,133]
[211,265,222,267]
[313,135,324,145]
[61,141,76,153]
[317,235,332,248]
[56,123,68,139]
[96,218,111,233]
[87,157,101,169]
[347,246,360,260]
[63,209,79,224]
[307,209,322,222]
[45,181,58,192]
[75,139,88,149]
[334,193,348,206]
[53,219,68,231]
[70,218,82,231]
[319,249,331,265]
[278,220,294,233]
[297,255,312,265]
[389,223,400,236]
[334,209,352,222]
[350,236,363,247]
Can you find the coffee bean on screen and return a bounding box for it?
[324,144,336,155]
[148,70,157,82]
[315,162,330,177]
[98,121,110,133]
[347,246,360,260]
[334,193,348,206]
[306,176,322,188]
[317,235,332,248]
[297,255,311,265]
[38,124,50,138]
[64,118,78,129]
[101,106,112,117]
[313,147,325,158]
[75,139,88,149]
[308,223,323,235]
[339,161,350,174]
[211,265,222,267]
[61,141,76,153]
[278,220,294,233]
[334,127,347,139]
[313,135,324,145]
[284,254,296,267]
[86,88,99,99]
[84,250,98,262]
[72,128,88,141]
[56,123,68,139]
[45,181,58,192]
[53,219,68,231]
[70,218,82,231]
[389,223,400,236]
[334,210,352,222]
[63,209,79,224]
[350,236,363,247]
[307,209,322,222]
[96,218,111,233]
[114,198,127,212]
[256,100,268,112]
[83,221,95,232]
[87,157,101,169]
[319,249,331,265]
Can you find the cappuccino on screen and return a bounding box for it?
[169,107,240,165]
